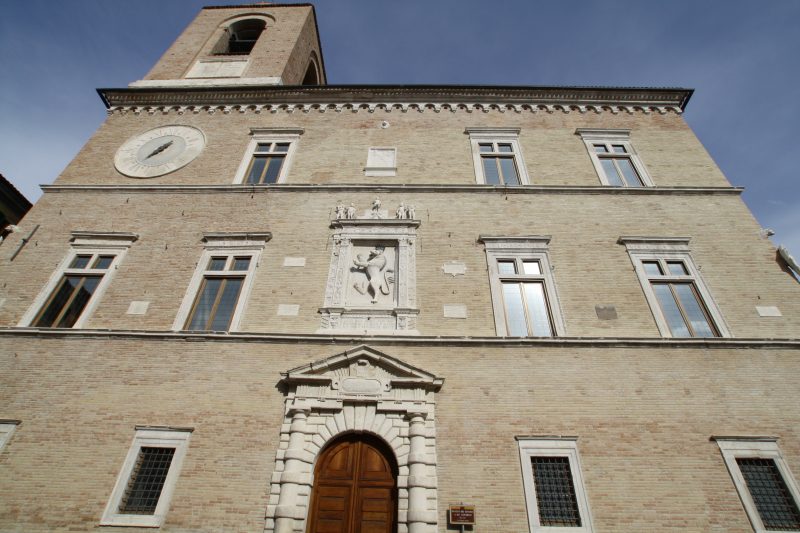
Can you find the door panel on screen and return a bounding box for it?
[307,435,397,533]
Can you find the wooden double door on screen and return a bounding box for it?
[306,434,397,533]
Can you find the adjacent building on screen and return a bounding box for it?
[2,4,799,532]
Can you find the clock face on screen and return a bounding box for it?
[114,125,206,178]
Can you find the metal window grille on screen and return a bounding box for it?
[119,447,175,514]
[531,456,582,527]
[737,458,800,530]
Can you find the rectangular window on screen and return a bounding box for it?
[232,128,303,185]
[466,128,531,185]
[576,129,653,187]
[518,438,594,532]
[716,438,800,533]
[620,237,729,338]
[101,427,192,528]
[19,232,137,329]
[480,237,565,337]
[173,233,269,332]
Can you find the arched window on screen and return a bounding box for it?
[214,18,266,56]
[302,57,319,85]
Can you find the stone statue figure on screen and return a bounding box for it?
[406,204,415,220]
[396,202,406,219]
[335,203,346,220]
[370,197,383,219]
[352,245,394,303]
[346,203,356,219]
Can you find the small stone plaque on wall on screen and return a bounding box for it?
[126,301,150,315]
[595,305,617,320]
[283,257,306,267]
[442,261,467,276]
[443,304,467,319]
[756,306,781,317]
[277,304,300,316]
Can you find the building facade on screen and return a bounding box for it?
[2,4,800,532]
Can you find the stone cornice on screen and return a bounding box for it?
[98,85,692,115]
[40,184,744,196]
[1,327,797,349]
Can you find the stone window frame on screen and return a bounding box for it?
[576,129,654,187]
[18,232,138,329]
[0,421,20,452]
[100,426,192,528]
[714,437,800,533]
[172,232,270,332]
[619,236,730,338]
[465,127,532,185]
[232,128,303,185]
[517,437,595,533]
[479,236,566,337]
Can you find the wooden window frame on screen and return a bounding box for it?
[576,129,654,187]
[715,438,800,533]
[466,128,531,185]
[480,236,565,337]
[517,437,595,533]
[183,255,251,331]
[232,128,303,185]
[497,258,554,337]
[100,427,192,528]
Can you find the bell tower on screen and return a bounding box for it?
[130,3,325,88]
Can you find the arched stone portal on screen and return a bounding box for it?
[265,345,443,533]
[306,433,397,533]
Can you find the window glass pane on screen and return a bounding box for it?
[617,158,643,187]
[593,144,608,153]
[254,143,272,153]
[643,261,663,276]
[600,159,624,186]
[737,458,800,530]
[666,261,688,275]
[497,143,513,153]
[263,156,285,184]
[524,282,552,336]
[478,143,493,153]
[652,283,690,337]
[187,278,222,330]
[531,456,581,527]
[673,283,716,337]
[93,256,115,270]
[70,255,92,269]
[56,276,101,328]
[482,157,501,185]
[246,156,267,184]
[499,157,520,185]
[611,144,627,153]
[34,277,79,327]
[498,260,517,275]
[522,260,541,275]
[502,283,528,336]
[207,257,227,271]
[232,257,251,271]
[209,278,243,331]
[120,447,175,515]
[273,143,290,153]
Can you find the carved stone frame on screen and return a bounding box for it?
[319,219,420,334]
[265,345,443,533]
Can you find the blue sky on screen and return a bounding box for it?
[1,0,798,254]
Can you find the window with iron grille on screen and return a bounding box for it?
[716,438,800,533]
[518,438,594,532]
[466,128,531,185]
[576,129,654,187]
[101,427,192,528]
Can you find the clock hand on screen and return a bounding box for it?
[145,140,174,159]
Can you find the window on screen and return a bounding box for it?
[518,438,594,532]
[214,18,266,56]
[173,232,269,332]
[576,129,653,187]
[233,128,302,185]
[716,438,800,532]
[480,236,565,337]
[101,427,192,528]
[466,128,531,185]
[0,421,19,452]
[19,232,137,328]
[620,237,729,338]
